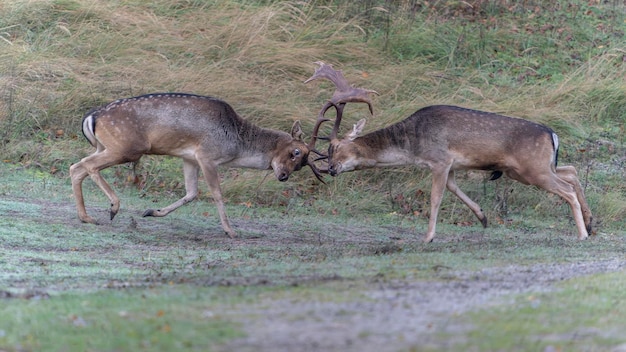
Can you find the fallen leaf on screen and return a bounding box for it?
[70,315,87,327]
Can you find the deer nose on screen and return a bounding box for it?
[328,165,337,177]
[278,172,289,182]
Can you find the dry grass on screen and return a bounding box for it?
[0,0,624,232]
[2,1,625,134]
[2,1,375,132]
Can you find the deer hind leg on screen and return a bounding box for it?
[511,169,588,240]
[423,165,452,243]
[143,159,200,218]
[69,150,123,224]
[446,171,488,228]
[196,157,236,239]
[556,165,592,233]
[70,159,95,224]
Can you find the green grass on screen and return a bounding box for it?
[0,286,246,351]
[460,272,626,351]
[0,164,626,351]
[1,161,626,350]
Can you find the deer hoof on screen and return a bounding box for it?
[142,209,156,217]
[480,216,488,228]
[79,215,99,225]
[586,217,593,233]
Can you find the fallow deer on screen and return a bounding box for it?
[70,93,323,238]
[306,62,593,242]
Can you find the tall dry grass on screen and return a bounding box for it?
[0,0,624,230]
[1,1,376,135]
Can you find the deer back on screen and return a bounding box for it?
[82,93,298,167]
[337,105,558,172]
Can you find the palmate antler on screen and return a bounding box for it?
[305,61,378,141]
[304,61,379,170]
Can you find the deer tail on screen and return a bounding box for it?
[81,111,98,147]
[551,132,560,168]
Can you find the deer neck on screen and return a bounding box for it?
[356,123,415,167]
[229,120,290,169]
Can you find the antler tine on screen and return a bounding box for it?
[304,61,351,90]
[308,161,328,183]
[305,141,328,183]
[303,101,332,183]
[329,103,346,140]
[307,101,333,149]
[331,86,379,115]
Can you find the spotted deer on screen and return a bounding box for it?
[70,93,324,238]
[306,62,592,242]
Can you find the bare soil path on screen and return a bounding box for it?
[219,259,626,352]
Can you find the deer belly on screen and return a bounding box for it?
[149,142,197,158]
[449,150,507,171]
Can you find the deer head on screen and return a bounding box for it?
[270,121,309,181]
[326,118,373,176]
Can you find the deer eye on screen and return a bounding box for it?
[292,149,301,159]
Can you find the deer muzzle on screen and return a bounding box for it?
[277,171,289,182]
[328,163,339,177]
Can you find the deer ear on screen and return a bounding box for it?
[348,119,366,141]
[291,121,304,141]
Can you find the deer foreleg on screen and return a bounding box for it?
[423,166,451,243]
[445,171,487,228]
[197,159,236,238]
[89,169,120,221]
[143,160,200,218]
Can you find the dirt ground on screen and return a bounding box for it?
[3,193,626,351]
[217,258,626,352]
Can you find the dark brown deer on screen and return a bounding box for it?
[306,62,592,242]
[70,93,323,238]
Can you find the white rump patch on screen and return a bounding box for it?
[82,114,97,146]
[552,132,559,164]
